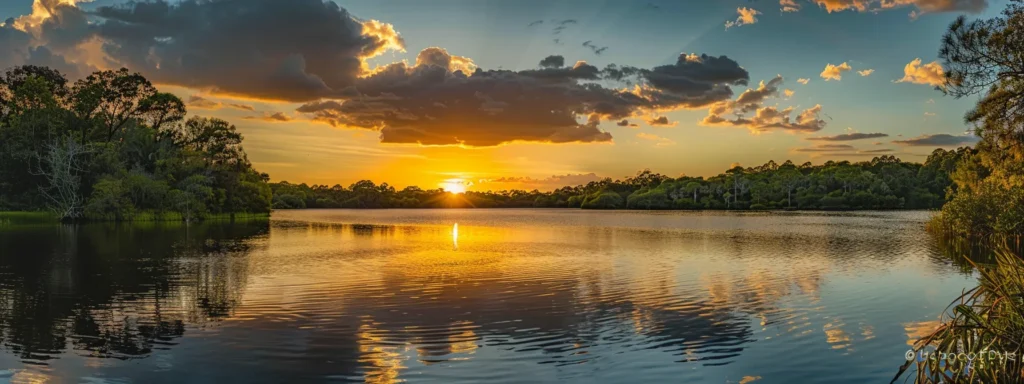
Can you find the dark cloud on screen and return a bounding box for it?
[2,1,754,147]
[527,20,543,27]
[647,116,676,126]
[861,148,893,153]
[0,3,95,79]
[295,49,749,146]
[893,134,980,146]
[187,95,256,111]
[793,144,856,152]
[91,0,406,102]
[230,103,257,112]
[616,119,638,127]
[806,132,889,141]
[243,112,292,122]
[582,40,608,55]
[539,55,565,69]
[485,173,603,189]
[551,19,577,36]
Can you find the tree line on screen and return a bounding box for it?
[271,149,969,211]
[0,66,271,222]
[0,64,976,222]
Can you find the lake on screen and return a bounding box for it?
[0,209,974,383]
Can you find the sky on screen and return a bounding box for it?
[0,0,1003,191]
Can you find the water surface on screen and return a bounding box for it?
[0,210,974,383]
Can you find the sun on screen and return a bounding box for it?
[440,178,467,194]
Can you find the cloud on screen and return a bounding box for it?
[647,116,678,127]
[243,112,293,122]
[861,148,894,153]
[698,75,828,133]
[86,0,407,102]
[539,55,565,68]
[807,132,889,141]
[806,0,987,15]
[781,0,802,11]
[783,89,794,98]
[484,173,603,189]
[896,58,945,87]
[296,50,749,146]
[617,119,638,127]
[414,46,477,74]
[636,132,677,146]
[582,40,608,55]
[4,1,758,147]
[793,144,856,152]
[551,19,577,36]
[186,95,255,111]
[528,20,543,27]
[893,133,979,146]
[797,78,810,85]
[725,7,761,29]
[820,62,852,81]
[0,0,98,79]
[858,69,874,76]
[702,103,828,133]
[924,111,936,117]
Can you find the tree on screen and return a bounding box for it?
[940,3,1024,189]
[72,68,158,142]
[33,137,89,220]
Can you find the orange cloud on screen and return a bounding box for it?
[725,7,762,29]
[896,58,945,87]
[807,0,986,15]
[636,132,677,147]
[820,62,852,81]
[780,0,801,12]
[857,69,874,76]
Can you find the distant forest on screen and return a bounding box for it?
[270,148,971,211]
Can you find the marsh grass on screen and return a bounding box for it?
[894,239,1024,383]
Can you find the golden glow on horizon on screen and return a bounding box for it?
[440,178,467,194]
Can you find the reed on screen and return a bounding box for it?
[894,238,1024,383]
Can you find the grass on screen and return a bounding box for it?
[0,211,58,227]
[894,239,1024,383]
[0,210,270,226]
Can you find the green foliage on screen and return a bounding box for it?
[0,65,271,222]
[567,195,585,208]
[897,244,1024,383]
[930,3,1024,238]
[582,191,624,209]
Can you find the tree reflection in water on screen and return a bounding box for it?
[0,221,267,362]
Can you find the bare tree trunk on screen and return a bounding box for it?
[33,137,88,221]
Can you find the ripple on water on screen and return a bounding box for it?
[0,210,976,383]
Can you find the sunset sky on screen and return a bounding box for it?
[0,0,998,191]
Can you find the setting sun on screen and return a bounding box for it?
[440,179,467,194]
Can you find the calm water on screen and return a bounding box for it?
[0,209,975,383]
